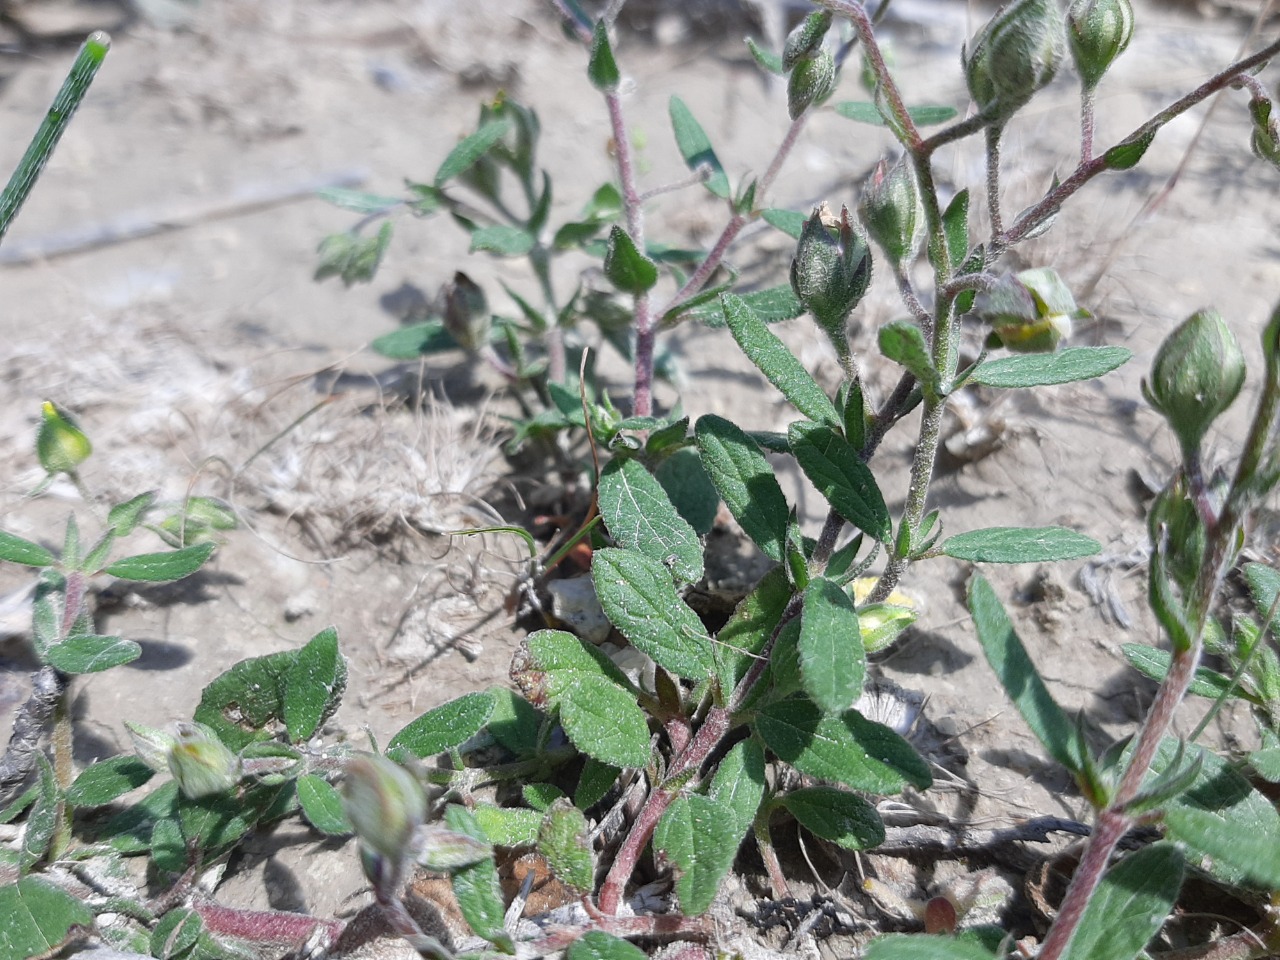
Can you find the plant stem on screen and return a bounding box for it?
[1080,86,1097,164]
[984,125,1005,247]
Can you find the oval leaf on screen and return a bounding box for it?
[0,877,94,960]
[66,755,154,807]
[568,932,648,960]
[598,457,703,584]
[370,320,457,360]
[695,415,791,563]
[864,935,997,960]
[653,794,740,915]
[0,530,55,567]
[604,225,658,294]
[781,786,885,850]
[722,293,840,426]
[591,548,714,680]
[283,626,345,743]
[799,577,865,714]
[971,346,1132,388]
[943,526,1100,563]
[434,119,509,186]
[43,634,140,674]
[789,422,892,542]
[103,541,214,582]
[538,799,594,892]
[296,774,353,836]
[389,691,495,758]
[1060,842,1183,960]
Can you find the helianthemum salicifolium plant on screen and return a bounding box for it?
[7,1,1280,958]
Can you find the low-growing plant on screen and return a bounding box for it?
[7,3,1280,959]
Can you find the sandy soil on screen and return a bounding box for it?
[1,0,1279,952]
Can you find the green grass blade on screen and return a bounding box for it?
[0,32,110,244]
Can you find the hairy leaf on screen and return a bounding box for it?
[789,422,892,542]
[944,526,1100,562]
[781,786,885,850]
[971,346,1131,388]
[389,691,495,758]
[0,877,95,960]
[653,794,740,915]
[44,634,140,674]
[1061,842,1183,960]
[592,548,715,680]
[835,101,959,126]
[435,119,510,185]
[708,738,767,844]
[296,774,352,836]
[539,799,594,892]
[0,530,55,567]
[103,542,214,582]
[669,96,730,198]
[370,320,457,359]
[66,755,155,807]
[723,294,839,426]
[863,935,997,960]
[604,225,658,294]
[283,626,346,743]
[469,224,535,256]
[444,806,514,953]
[568,931,648,960]
[598,457,703,585]
[799,577,865,714]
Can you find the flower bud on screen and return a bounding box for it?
[782,11,833,72]
[972,267,1086,353]
[856,602,917,654]
[416,824,492,871]
[1142,309,1245,460]
[36,402,92,476]
[857,157,924,270]
[125,720,178,773]
[964,0,1065,125]
[1067,0,1134,91]
[787,49,836,120]
[168,722,241,799]
[442,271,490,352]
[789,204,873,353]
[343,754,425,862]
[1147,472,1209,593]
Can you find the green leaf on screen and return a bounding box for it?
[781,786,885,850]
[283,627,345,743]
[603,225,658,294]
[43,633,140,674]
[941,188,970,267]
[761,208,806,240]
[443,806,514,953]
[0,530,54,567]
[800,578,865,714]
[103,542,214,582]
[588,20,620,91]
[20,754,57,873]
[788,422,892,542]
[878,320,938,390]
[722,293,840,426]
[66,755,155,807]
[296,774,352,836]
[695,414,789,563]
[1060,842,1183,960]
[108,491,156,537]
[592,548,715,680]
[485,686,544,758]
[598,457,703,585]
[688,284,804,327]
[653,794,740,915]
[314,222,393,286]
[654,447,719,536]
[469,224,535,256]
[968,575,1087,773]
[971,346,1132,388]
[944,526,1100,563]
[755,698,931,793]
[708,738,767,844]
[568,931,648,960]
[315,187,401,214]
[714,566,792,696]
[1103,129,1156,171]
[521,630,651,768]
[835,101,959,126]
[0,877,95,960]
[523,783,565,811]
[1121,644,1243,700]
[472,804,541,847]
[538,799,594,892]
[575,758,620,810]
[669,96,729,198]
[194,649,297,751]
[177,792,253,859]
[1245,562,1280,634]
[370,320,458,359]
[151,905,203,959]
[864,935,997,960]
[389,691,495,758]
[434,119,510,186]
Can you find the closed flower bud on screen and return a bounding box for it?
[964,0,1065,125]
[125,720,178,773]
[36,402,92,476]
[442,272,490,352]
[782,11,833,72]
[1067,0,1134,91]
[168,722,241,799]
[857,157,924,270]
[1147,472,1209,593]
[416,825,492,871]
[343,754,426,862]
[787,49,836,120]
[1143,309,1245,460]
[789,204,873,352]
[972,267,1087,353]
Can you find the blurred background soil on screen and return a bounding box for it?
[0,0,1278,947]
